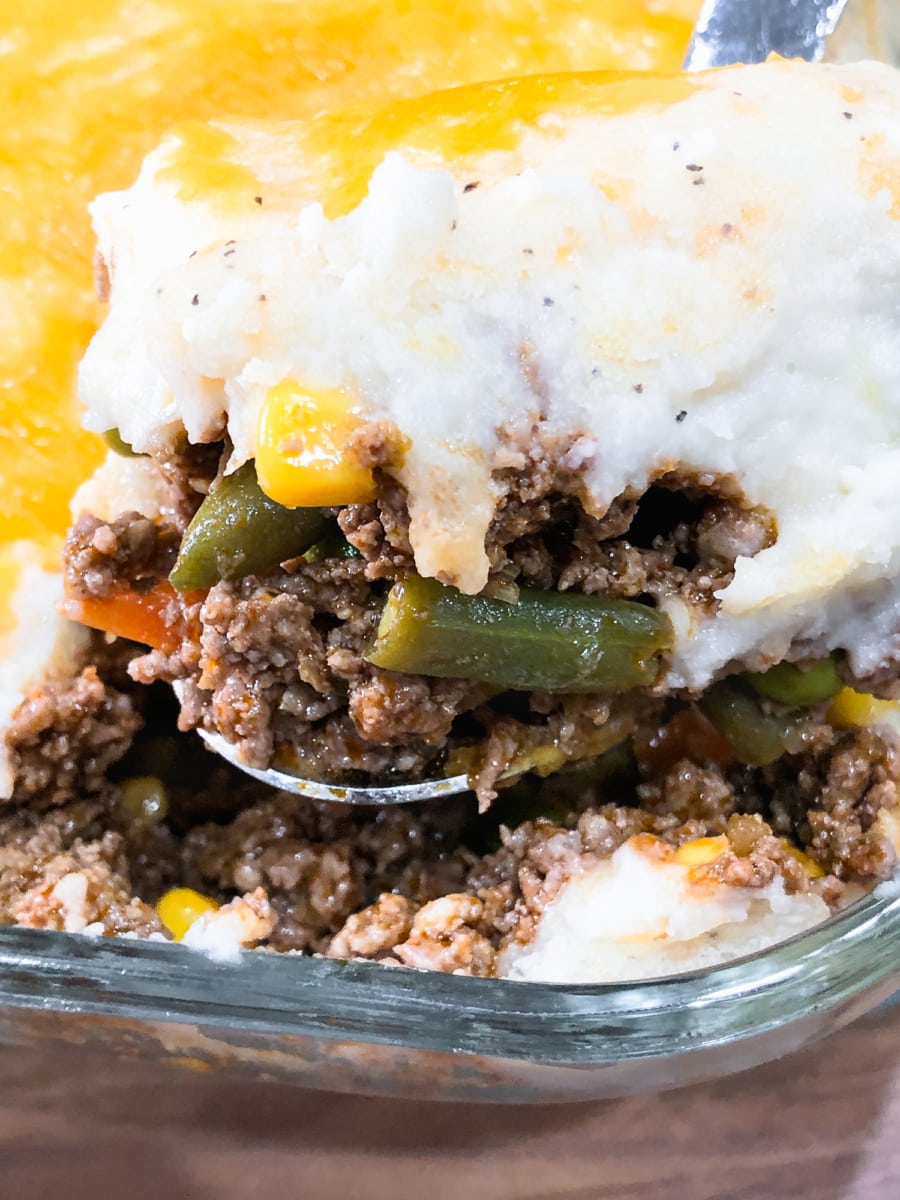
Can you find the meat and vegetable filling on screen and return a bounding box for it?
[63,436,792,806]
[2,665,897,975]
[22,429,889,977]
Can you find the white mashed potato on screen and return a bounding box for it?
[498,838,832,983]
[79,58,900,697]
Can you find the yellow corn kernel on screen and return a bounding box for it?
[828,687,900,733]
[673,835,730,866]
[157,887,219,942]
[255,381,376,508]
[779,840,825,879]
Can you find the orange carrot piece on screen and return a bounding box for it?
[61,581,200,652]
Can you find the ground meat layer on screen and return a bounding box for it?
[63,453,776,800]
[0,799,162,936]
[39,447,899,976]
[1,698,895,979]
[4,637,141,812]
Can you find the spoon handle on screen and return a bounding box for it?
[684,0,850,70]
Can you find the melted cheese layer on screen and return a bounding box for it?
[80,59,900,687]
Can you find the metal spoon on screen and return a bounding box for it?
[200,0,849,805]
[684,0,848,69]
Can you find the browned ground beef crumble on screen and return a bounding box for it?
[0,441,887,973]
[5,635,142,812]
[62,443,779,802]
[0,663,896,974]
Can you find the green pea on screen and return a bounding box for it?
[120,776,169,828]
[745,655,843,707]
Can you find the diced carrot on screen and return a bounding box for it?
[61,580,202,652]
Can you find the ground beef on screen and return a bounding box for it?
[65,512,181,601]
[339,477,415,580]
[391,894,496,975]
[743,725,900,880]
[150,438,222,519]
[5,666,141,811]
[34,441,899,977]
[62,443,782,795]
[0,678,893,973]
[326,892,419,960]
[180,792,474,952]
[0,800,162,936]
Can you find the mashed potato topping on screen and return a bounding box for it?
[498,837,831,983]
[81,59,900,689]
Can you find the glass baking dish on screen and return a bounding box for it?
[0,883,896,1103]
[0,0,897,1110]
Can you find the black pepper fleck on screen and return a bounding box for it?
[676,410,687,423]
[633,383,644,394]
[254,196,263,205]
[721,222,733,235]
[224,247,236,257]
[843,111,853,119]
[258,293,267,302]
[463,181,480,193]
[543,297,554,307]
[692,177,705,186]
[673,141,680,151]
[189,250,197,258]
[523,248,534,255]
[591,367,601,377]
[685,163,703,172]
[191,294,199,306]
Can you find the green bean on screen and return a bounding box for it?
[302,523,362,564]
[102,428,141,457]
[170,460,327,591]
[365,574,672,691]
[699,679,807,766]
[745,654,843,706]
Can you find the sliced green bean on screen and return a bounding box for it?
[103,428,141,457]
[303,523,362,564]
[699,679,807,766]
[745,654,843,707]
[365,574,672,691]
[170,460,327,591]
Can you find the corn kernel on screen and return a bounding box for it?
[256,381,376,508]
[673,835,730,866]
[157,887,219,942]
[779,840,825,879]
[828,687,900,733]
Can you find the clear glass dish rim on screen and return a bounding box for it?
[0,883,897,1065]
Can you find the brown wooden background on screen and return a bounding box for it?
[1,1003,898,1199]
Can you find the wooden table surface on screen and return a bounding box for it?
[1,1003,898,1200]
